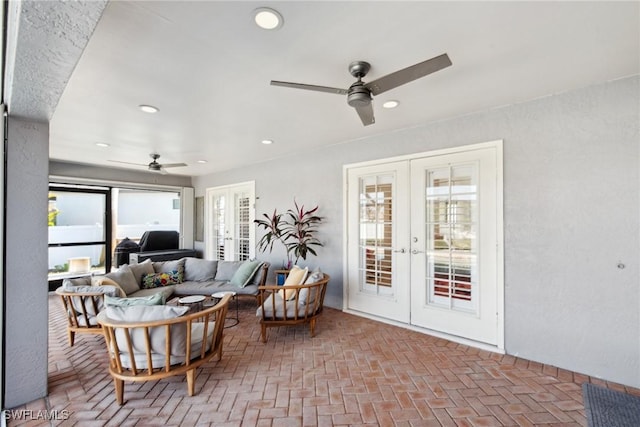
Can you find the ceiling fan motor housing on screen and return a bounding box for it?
[347,82,372,107]
[149,162,162,171]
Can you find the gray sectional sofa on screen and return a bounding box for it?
[62,257,270,304]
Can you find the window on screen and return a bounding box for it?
[48,184,186,289]
[48,186,110,283]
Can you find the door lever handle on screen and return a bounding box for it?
[393,248,406,253]
[411,249,425,254]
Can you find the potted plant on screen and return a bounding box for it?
[255,200,323,267]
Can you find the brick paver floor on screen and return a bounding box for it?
[5,294,639,426]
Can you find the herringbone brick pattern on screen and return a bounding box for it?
[6,294,639,426]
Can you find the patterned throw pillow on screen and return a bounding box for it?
[142,270,181,289]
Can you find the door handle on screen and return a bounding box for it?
[411,249,424,254]
[393,248,406,253]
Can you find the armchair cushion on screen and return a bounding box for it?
[105,305,188,360]
[257,293,308,319]
[101,305,215,369]
[104,293,165,307]
[57,285,120,318]
[92,276,127,297]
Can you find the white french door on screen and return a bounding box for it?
[346,142,503,347]
[205,182,255,261]
[346,162,411,323]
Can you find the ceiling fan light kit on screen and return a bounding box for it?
[271,53,452,126]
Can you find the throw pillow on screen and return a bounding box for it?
[278,266,309,300]
[128,259,155,286]
[105,265,140,295]
[230,260,264,288]
[104,293,165,307]
[152,258,185,282]
[184,258,218,281]
[142,270,181,289]
[300,267,323,304]
[92,276,127,297]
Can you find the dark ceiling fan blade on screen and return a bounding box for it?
[161,163,187,168]
[355,103,375,126]
[365,53,452,96]
[271,80,348,95]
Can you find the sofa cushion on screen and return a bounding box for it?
[142,270,181,289]
[230,260,264,288]
[153,258,185,282]
[105,293,165,307]
[127,285,175,300]
[105,265,139,295]
[128,259,155,286]
[184,258,218,281]
[214,261,244,281]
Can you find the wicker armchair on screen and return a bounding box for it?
[97,294,230,405]
[257,273,330,342]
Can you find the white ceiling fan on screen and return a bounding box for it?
[109,153,187,175]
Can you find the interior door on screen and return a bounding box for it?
[346,162,410,323]
[409,147,499,345]
[205,182,255,261]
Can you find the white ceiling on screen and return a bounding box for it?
[16,1,640,176]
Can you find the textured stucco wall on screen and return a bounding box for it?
[193,76,640,387]
[5,119,49,408]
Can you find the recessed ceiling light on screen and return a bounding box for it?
[253,7,283,30]
[382,100,400,109]
[139,104,159,113]
[95,142,110,148]
[261,139,274,145]
[197,160,208,164]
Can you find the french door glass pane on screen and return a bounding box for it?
[234,193,251,261]
[358,174,394,296]
[213,195,226,260]
[425,164,478,312]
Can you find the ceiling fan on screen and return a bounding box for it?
[109,153,187,174]
[271,53,452,126]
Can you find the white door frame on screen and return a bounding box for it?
[343,140,504,352]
